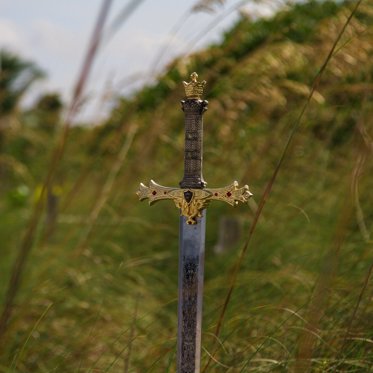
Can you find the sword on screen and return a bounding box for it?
[137,72,252,373]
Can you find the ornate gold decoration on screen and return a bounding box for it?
[183,72,206,100]
[137,180,252,225]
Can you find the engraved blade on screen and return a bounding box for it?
[177,212,206,373]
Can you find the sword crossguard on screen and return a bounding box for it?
[137,180,252,225]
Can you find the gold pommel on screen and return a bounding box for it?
[183,72,206,100]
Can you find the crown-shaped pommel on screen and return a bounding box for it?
[183,72,206,100]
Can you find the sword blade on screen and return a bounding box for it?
[177,212,206,373]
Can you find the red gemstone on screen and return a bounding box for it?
[164,191,167,195]
[214,193,218,196]
[152,191,157,195]
[227,192,232,197]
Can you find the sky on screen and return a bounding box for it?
[0,0,275,122]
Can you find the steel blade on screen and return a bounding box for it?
[177,212,206,373]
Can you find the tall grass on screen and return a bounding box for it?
[0,0,372,372]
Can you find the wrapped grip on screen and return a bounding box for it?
[179,99,208,189]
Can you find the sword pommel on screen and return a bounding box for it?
[183,72,206,100]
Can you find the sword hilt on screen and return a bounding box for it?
[137,72,253,225]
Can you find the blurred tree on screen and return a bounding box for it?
[0,49,45,117]
[28,93,63,133]
[0,50,45,177]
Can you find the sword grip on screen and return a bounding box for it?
[179,99,208,189]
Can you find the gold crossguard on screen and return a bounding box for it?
[137,180,252,225]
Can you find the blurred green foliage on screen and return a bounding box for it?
[0,0,372,372]
[0,50,44,116]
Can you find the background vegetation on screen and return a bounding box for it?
[0,0,372,371]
